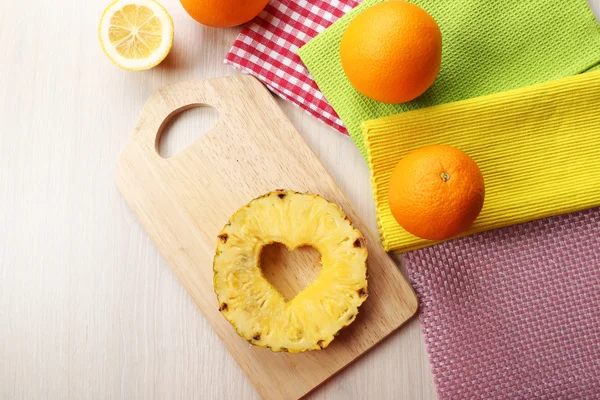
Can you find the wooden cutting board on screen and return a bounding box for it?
[115,75,417,400]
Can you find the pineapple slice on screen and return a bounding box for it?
[213,190,368,353]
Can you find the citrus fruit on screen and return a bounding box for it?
[388,145,485,240]
[340,0,442,104]
[180,0,269,28]
[98,0,174,71]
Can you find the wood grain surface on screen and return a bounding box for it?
[4,0,597,398]
[115,75,417,399]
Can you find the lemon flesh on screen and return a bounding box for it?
[99,0,174,71]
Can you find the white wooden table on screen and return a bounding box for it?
[1,0,598,398]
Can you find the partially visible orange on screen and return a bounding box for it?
[180,0,268,28]
[340,1,442,104]
[388,145,485,240]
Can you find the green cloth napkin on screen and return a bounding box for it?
[298,0,600,160]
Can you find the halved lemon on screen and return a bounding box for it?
[99,0,174,71]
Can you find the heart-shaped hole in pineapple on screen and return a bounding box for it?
[260,243,322,302]
[158,105,219,158]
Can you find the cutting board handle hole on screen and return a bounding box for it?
[157,105,219,159]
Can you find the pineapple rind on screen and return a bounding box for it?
[213,190,368,353]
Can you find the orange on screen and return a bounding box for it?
[180,0,269,28]
[388,145,485,241]
[340,1,442,104]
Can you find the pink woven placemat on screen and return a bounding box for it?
[224,0,358,135]
[405,207,600,399]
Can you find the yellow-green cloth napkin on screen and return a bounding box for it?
[364,71,600,252]
[298,0,600,160]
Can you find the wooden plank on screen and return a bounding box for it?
[115,75,417,400]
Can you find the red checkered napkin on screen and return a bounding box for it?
[225,0,359,135]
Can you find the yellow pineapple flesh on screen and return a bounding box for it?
[213,190,368,353]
